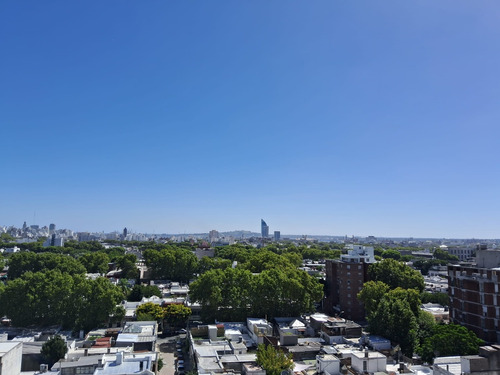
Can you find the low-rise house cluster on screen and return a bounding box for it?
[185,314,393,375]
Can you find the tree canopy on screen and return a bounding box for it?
[418,324,483,363]
[136,302,165,322]
[189,266,322,322]
[143,248,198,282]
[368,258,424,292]
[128,284,162,302]
[78,252,110,274]
[359,283,426,357]
[0,270,123,331]
[256,344,293,375]
[164,304,192,326]
[41,335,68,367]
[7,252,86,279]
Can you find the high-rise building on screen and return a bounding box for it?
[448,248,500,343]
[261,219,269,238]
[123,227,128,238]
[209,230,219,242]
[49,223,56,235]
[274,231,280,241]
[324,245,375,321]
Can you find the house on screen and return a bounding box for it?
[350,349,387,374]
[317,354,341,375]
[0,341,22,375]
[51,355,102,375]
[420,303,449,323]
[246,319,273,345]
[320,318,362,344]
[93,351,158,374]
[433,356,462,375]
[115,321,157,352]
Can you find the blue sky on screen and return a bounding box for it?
[1,1,499,238]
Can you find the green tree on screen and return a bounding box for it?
[251,268,323,318]
[189,269,225,321]
[0,233,15,242]
[41,335,68,367]
[143,248,198,282]
[136,302,165,322]
[256,344,293,375]
[189,268,253,322]
[197,256,231,274]
[78,252,110,274]
[421,292,449,307]
[368,258,424,292]
[370,295,419,357]
[0,270,78,327]
[128,284,162,302]
[242,250,298,273]
[164,304,192,326]
[433,248,459,262]
[357,281,390,319]
[0,271,123,331]
[418,324,483,363]
[382,249,402,260]
[116,254,139,279]
[417,311,436,348]
[189,267,323,322]
[73,277,124,332]
[7,252,86,279]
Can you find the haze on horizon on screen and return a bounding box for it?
[1,1,499,239]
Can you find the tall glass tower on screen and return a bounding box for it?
[261,219,269,238]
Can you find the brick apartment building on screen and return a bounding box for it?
[448,249,500,343]
[324,245,375,322]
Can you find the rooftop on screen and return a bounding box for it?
[0,341,21,356]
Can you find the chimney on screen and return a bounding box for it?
[365,349,369,358]
[116,351,123,365]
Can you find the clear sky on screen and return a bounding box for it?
[1,1,499,238]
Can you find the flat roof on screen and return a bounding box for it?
[0,341,22,356]
[55,356,101,369]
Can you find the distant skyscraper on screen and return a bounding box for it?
[261,219,269,238]
[274,231,280,241]
[209,230,219,242]
[49,223,56,235]
[22,221,27,231]
[123,227,128,238]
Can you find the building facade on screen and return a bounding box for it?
[261,219,269,238]
[324,246,375,322]
[447,249,500,343]
[448,262,500,343]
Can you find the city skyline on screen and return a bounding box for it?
[2,219,499,241]
[2,1,500,239]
